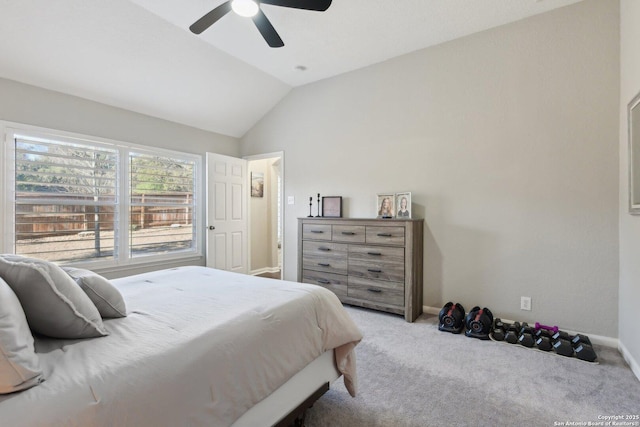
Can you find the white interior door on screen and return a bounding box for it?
[206,152,248,273]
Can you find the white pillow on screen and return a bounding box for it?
[0,277,44,394]
[62,267,127,318]
[0,255,107,339]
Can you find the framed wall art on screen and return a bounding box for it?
[629,90,640,214]
[251,172,264,197]
[322,196,342,218]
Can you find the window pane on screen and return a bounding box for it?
[16,204,116,262]
[14,137,118,263]
[129,152,196,257]
[16,139,117,197]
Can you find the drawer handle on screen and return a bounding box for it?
[367,269,382,273]
[367,252,382,256]
[318,247,331,252]
[377,233,393,237]
[341,231,355,235]
[367,288,382,293]
[310,230,324,234]
[318,263,330,267]
[317,279,330,285]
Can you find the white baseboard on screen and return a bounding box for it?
[618,340,640,382]
[422,305,618,348]
[423,305,441,316]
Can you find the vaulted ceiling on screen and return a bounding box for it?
[0,0,583,138]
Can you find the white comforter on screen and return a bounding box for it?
[0,266,362,426]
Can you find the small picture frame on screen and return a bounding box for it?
[322,196,342,218]
[376,194,395,218]
[629,89,640,214]
[395,192,412,218]
[251,172,264,197]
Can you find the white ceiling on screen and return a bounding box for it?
[0,0,583,138]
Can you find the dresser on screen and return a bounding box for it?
[298,217,424,322]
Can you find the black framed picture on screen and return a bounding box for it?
[251,172,264,197]
[322,196,342,217]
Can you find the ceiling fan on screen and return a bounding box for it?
[189,0,332,48]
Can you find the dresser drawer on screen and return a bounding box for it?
[348,277,404,307]
[302,223,332,240]
[348,245,404,282]
[332,225,366,243]
[302,241,348,274]
[365,226,405,246]
[301,270,347,298]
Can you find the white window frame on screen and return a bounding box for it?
[1,121,204,273]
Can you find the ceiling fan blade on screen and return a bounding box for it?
[189,1,233,34]
[252,9,284,48]
[259,0,331,12]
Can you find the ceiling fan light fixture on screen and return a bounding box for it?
[231,0,259,17]
[190,0,331,47]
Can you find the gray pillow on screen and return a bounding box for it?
[0,277,44,394]
[0,255,107,339]
[62,267,127,318]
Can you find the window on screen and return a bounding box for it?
[14,136,119,262]
[3,125,201,267]
[129,152,195,258]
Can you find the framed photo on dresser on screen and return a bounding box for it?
[322,196,342,217]
[376,194,395,218]
[395,192,411,218]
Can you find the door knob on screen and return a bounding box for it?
[208,226,215,230]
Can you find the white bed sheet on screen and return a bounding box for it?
[0,266,362,427]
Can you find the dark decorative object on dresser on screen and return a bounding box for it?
[316,193,321,217]
[298,217,424,322]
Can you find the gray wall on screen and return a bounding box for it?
[619,0,640,376]
[242,0,620,337]
[0,77,240,277]
[0,78,239,157]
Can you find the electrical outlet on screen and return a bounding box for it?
[287,196,295,205]
[521,296,532,311]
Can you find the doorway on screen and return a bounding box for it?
[245,152,283,279]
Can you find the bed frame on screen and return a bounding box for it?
[233,350,340,426]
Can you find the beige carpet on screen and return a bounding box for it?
[306,306,640,427]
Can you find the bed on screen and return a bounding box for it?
[0,265,362,427]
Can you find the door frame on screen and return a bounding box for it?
[244,151,284,277]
